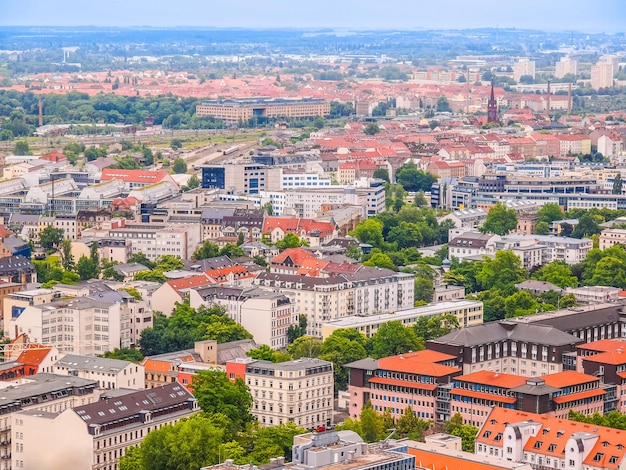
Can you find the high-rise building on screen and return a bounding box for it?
[590,61,614,89]
[555,56,578,78]
[513,58,536,82]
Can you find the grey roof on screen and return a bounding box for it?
[183,256,234,271]
[0,373,97,412]
[0,255,35,275]
[511,382,560,396]
[449,232,497,249]
[246,357,332,373]
[73,382,194,426]
[54,354,136,373]
[216,339,258,364]
[511,303,625,332]
[113,262,149,275]
[2,236,28,251]
[344,358,379,371]
[429,321,583,348]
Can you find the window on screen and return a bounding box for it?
[534,441,543,449]
[593,453,604,462]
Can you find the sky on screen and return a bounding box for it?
[1,0,625,32]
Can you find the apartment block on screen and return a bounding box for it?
[228,357,333,428]
[196,97,330,121]
[14,383,198,470]
[53,354,146,390]
[555,57,578,78]
[106,223,202,260]
[513,58,536,82]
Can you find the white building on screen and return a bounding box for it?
[53,354,146,390]
[236,357,334,428]
[513,58,536,82]
[107,223,202,260]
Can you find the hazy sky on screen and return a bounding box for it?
[2,0,625,31]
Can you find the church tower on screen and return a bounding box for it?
[487,80,498,123]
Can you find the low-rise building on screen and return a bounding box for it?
[564,286,621,303]
[53,354,145,390]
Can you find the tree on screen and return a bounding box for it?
[479,202,518,235]
[275,233,308,251]
[538,203,564,224]
[185,174,200,190]
[134,270,167,283]
[534,220,551,235]
[287,315,307,343]
[414,275,434,303]
[172,157,187,174]
[395,163,436,192]
[436,96,452,112]
[171,138,183,150]
[476,250,527,293]
[373,169,390,182]
[572,213,601,238]
[287,336,322,359]
[262,202,274,216]
[360,401,383,442]
[363,123,380,135]
[59,238,74,270]
[445,413,478,452]
[191,369,253,430]
[236,232,245,246]
[38,226,63,250]
[351,219,384,248]
[320,329,368,391]
[13,140,31,156]
[363,252,396,270]
[368,321,424,359]
[246,345,291,362]
[76,255,99,281]
[128,252,155,269]
[532,261,578,288]
[103,348,144,362]
[614,173,623,195]
[414,191,429,208]
[219,244,245,258]
[504,290,540,318]
[193,240,220,260]
[413,314,459,341]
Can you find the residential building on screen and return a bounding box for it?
[555,57,578,78]
[0,373,98,469]
[106,223,202,260]
[565,286,621,303]
[14,382,198,470]
[228,357,333,428]
[53,354,145,390]
[433,285,465,302]
[448,232,500,260]
[475,407,626,470]
[513,59,536,82]
[599,228,626,250]
[322,300,484,340]
[590,61,614,89]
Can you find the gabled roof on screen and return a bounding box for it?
[271,247,317,266]
[16,344,53,367]
[101,168,170,183]
[541,370,599,388]
[456,370,527,389]
[166,274,213,293]
[478,408,626,470]
[376,350,460,377]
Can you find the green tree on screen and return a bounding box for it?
[373,169,390,182]
[532,261,578,288]
[363,252,396,270]
[476,250,527,293]
[275,233,309,251]
[172,157,188,174]
[38,226,64,250]
[287,315,307,343]
[193,240,220,260]
[504,290,540,318]
[360,401,383,442]
[219,244,245,258]
[534,220,551,235]
[171,138,183,150]
[537,203,564,224]
[413,314,459,341]
[614,173,623,195]
[445,413,478,452]
[134,270,167,283]
[351,219,384,248]
[287,336,323,359]
[59,238,74,271]
[246,345,291,363]
[76,255,99,281]
[320,329,368,391]
[363,123,380,135]
[395,163,436,192]
[13,140,31,156]
[436,96,452,112]
[236,232,245,246]
[572,213,601,238]
[368,321,424,359]
[185,174,200,190]
[396,406,430,440]
[128,252,155,269]
[414,275,434,303]
[103,348,144,362]
[479,202,518,235]
[191,369,253,430]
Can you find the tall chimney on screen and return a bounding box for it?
[546,81,551,118]
[567,83,572,115]
[38,96,43,127]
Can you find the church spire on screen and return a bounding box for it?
[487,80,498,123]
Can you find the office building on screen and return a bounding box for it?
[196,97,330,122]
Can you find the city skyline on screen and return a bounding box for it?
[3,0,626,32]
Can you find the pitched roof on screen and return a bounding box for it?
[100,168,170,183]
[271,247,317,266]
[455,370,527,389]
[166,274,213,293]
[478,407,626,470]
[16,344,53,367]
[377,350,460,377]
[541,370,600,388]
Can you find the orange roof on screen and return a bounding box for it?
[368,377,437,391]
[577,339,626,353]
[101,168,170,183]
[583,349,626,366]
[553,388,605,404]
[16,344,52,367]
[542,370,599,388]
[456,371,527,389]
[166,274,212,293]
[407,447,510,470]
[271,247,317,266]
[205,265,252,280]
[143,359,177,373]
[377,352,460,377]
[451,388,516,404]
[477,408,626,469]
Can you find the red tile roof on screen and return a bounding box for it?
[377,351,460,377]
[552,388,605,404]
[368,377,437,391]
[166,274,212,293]
[16,344,52,367]
[451,388,516,404]
[101,169,170,183]
[455,370,527,389]
[542,370,599,388]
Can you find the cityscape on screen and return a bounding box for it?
[2,2,626,470]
